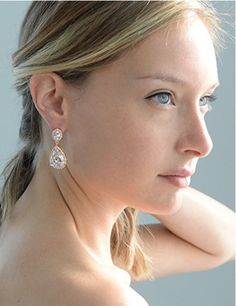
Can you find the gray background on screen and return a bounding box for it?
[0,1,234,306]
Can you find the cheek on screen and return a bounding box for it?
[71,126,162,187]
[65,97,179,214]
[66,107,167,197]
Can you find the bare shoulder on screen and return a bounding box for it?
[92,280,150,306]
[0,251,151,304]
[58,273,150,306]
[0,219,149,306]
[0,270,149,306]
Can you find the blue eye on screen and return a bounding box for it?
[199,94,217,111]
[146,92,217,111]
[147,92,172,105]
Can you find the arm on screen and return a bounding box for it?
[151,187,235,260]
[136,187,235,281]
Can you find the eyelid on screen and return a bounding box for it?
[200,94,217,103]
[145,90,175,101]
[146,89,173,96]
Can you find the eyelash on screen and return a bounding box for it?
[146,91,217,111]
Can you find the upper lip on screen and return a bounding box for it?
[159,168,195,177]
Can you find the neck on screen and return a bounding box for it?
[15,150,128,268]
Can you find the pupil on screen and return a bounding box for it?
[159,94,169,104]
[200,97,206,106]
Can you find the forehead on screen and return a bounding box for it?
[111,15,218,87]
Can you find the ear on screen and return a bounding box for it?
[29,72,68,132]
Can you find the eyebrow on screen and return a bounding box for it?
[135,73,220,90]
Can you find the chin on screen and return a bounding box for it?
[141,188,184,215]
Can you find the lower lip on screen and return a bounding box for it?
[159,175,191,188]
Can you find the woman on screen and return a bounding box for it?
[0,1,235,305]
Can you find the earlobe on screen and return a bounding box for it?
[29,72,67,131]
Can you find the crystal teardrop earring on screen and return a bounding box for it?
[49,128,67,169]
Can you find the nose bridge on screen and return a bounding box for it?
[178,109,213,157]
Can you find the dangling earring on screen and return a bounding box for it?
[49,128,67,169]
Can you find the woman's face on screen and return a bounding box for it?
[65,16,219,215]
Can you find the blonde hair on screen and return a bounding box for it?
[0,1,222,281]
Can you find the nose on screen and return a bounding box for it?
[175,110,213,158]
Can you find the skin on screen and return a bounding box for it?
[0,14,219,304]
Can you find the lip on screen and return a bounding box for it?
[158,168,195,188]
[159,175,191,188]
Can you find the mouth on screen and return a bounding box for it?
[158,175,191,188]
[158,168,195,188]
